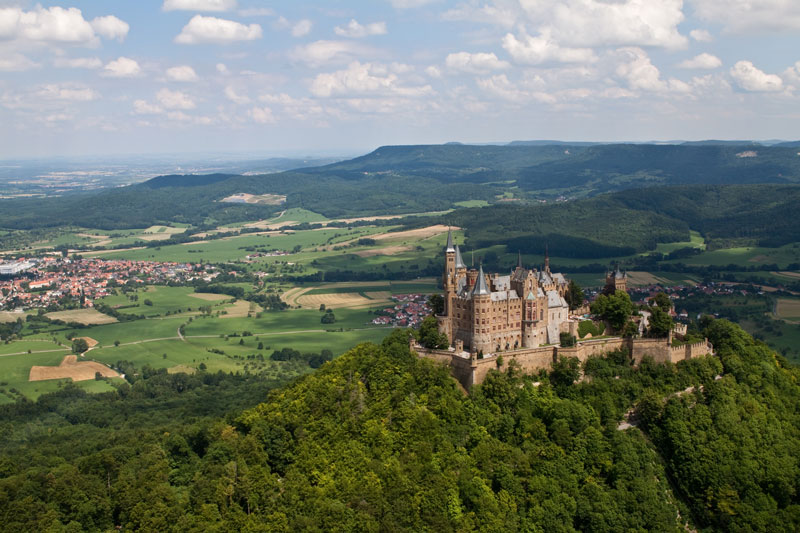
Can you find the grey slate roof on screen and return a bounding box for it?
[445,229,455,253]
[454,245,466,269]
[472,265,491,296]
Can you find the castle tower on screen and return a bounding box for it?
[604,265,627,295]
[470,264,492,354]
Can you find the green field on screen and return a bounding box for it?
[93,226,387,264]
[98,286,236,317]
[0,348,120,404]
[666,243,800,268]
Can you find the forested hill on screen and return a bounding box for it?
[3,143,800,230]
[299,143,800,192]
[446,184,800,256]
[2,321,799,531]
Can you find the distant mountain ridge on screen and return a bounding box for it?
[3,142,800,230]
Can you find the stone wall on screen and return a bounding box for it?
[630,338,671,364]
[669,339,713,362]
[413,336,713,391]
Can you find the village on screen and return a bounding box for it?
[371,293,432,328]
[0,257,216,311]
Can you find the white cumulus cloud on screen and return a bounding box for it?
[445,52,510,74]
[0,6,94,44]
[54,57,102,69]
[678,53,722,70]
[690,29,713,42]
[103,57,141,78]
[502,32,596,64]
[390,0,439,8]
[334,19,387,38]
[310,61,433,98]
[730,60,783,92]
[0,53,39,71]
[615,47,691,93]
[175,15,262,44]
[90,15,129,42]
[292,19,313,37]
[690,0,800,33]
[224,85,250,104]
[133,100,163,115]
[156,88,196,109]
[522,0,687,49]
[163,0,237,12]
[37,83,99,101]
[250,106,275,123]
[290,40,369,67]
[166,65,199,82]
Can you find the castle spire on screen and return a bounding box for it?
[471,264,490,296]
[454,245,466,269]
[445,227,455,253]
[517,250,523,269]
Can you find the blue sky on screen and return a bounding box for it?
[1,0,799,157]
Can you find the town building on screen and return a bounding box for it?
[437,230,571,354]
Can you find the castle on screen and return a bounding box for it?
[419,230,714,390]
[437,230,572,353]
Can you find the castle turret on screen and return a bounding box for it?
[604,264,627,295]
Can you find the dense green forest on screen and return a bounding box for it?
[3,143,800,230]
[1,320,798,531]
[447,184,800,257]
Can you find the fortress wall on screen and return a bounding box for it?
[493,347,557,378]
[565,338,626,363]
[415,337,712,391]
[630,338,672,364]
[669,340,713,363]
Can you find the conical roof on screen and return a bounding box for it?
[445,228,455,253]
[471,264,490,296]
[454,245,466,269]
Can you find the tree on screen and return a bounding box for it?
[72,338,89,354]
[565,280,585,311]
[319,304,326,311]
[418,316,449,349]
[650,292,672,310]
[560,332,576,347]
[321,310,336,324]
[647,307,673,338]
[591,290,634,332]
[549,355,580,389]
[428,293,445,316]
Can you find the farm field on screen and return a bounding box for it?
[0,348,120,404]
[0,311,26,323]
[45,309,117,325]
[776,298,800,321]
[29,354,120,382]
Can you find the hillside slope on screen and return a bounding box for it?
[2,322,799,531]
